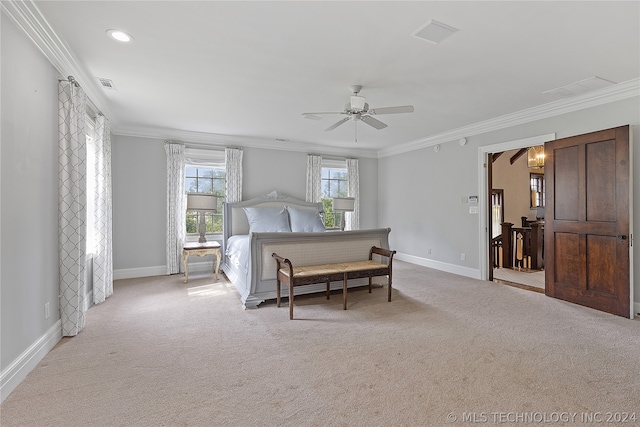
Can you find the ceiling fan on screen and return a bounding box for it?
[302,85,414,132]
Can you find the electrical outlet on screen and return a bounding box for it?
[45,302,50,319]
[460,252,466,261]
[428,249,432,255]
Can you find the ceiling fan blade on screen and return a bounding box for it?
[302,111,343,116]
[325,117,351,131]
[361,115,388,130]
[369,105,414,115]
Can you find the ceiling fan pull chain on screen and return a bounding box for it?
[355,120,358,143]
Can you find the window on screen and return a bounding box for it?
[85,115,97,254]
[491,189,504,239]
[185,166,225,235]
[321,165,348,228]
[530,173,545,208]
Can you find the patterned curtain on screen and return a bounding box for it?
[58,79,87,336]
[92,115,113,304]
[346,158,360,230]
[225,147,243,203]
[165,142,186,274]
[306,154,323,202]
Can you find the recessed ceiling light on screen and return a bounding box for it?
[413,19,459,44]
[106,29,134,43]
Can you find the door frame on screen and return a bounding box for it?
[477,134,556,282]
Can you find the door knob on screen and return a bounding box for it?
[618,235,627,240]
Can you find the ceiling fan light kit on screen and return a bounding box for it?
[302,85,415,139]
[350,95,367,111]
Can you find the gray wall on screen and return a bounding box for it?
[1,13,60,371]
[112,135,167,271]
[378,96,640,305]
[111,141,379,273]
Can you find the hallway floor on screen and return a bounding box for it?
[493,267,545,291]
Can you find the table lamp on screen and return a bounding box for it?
[332,197,355,231]
[187,193,218,243]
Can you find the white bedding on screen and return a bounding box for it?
[225,234,249,273]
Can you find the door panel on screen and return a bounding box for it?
[554,233,580,287]
[586,140,616,222]
[545,125,631,318]
[586,234,616,294]
[554,146,580,220]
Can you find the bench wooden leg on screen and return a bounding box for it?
[343,274,348,310]
[326,281,330,300]
[368,276,372,293]
[388,275,392,302]
[276,278,281,307]
[289,283,294,320]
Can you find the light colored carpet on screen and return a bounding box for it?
[2,261,639,427]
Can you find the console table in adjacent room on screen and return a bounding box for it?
[183,241,221,283]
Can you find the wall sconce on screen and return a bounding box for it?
[186,193,218,243]
[332,197,355,231]
[528,146,545,168]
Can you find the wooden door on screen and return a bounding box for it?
[488,154,494,281]
[545,125,631,318]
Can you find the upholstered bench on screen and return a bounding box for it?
[272,246,396,319]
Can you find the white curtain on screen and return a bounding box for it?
[58,79,87,336]
[306,154,323,202]
[92,115,113,304]
[165,142,186,274]
[346,158,360,230]
[225,147,243,203]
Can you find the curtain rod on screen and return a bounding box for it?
[58,75,102,118]
[58,75,80,87]
[309,154,355,162]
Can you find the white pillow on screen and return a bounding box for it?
[243,207,291,233]
[286,206,326,232]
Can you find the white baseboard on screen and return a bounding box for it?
[395,252,482,280]
[114,265,167,280]
[1,320,62,403]
[114,261,216,280]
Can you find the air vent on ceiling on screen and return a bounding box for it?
[543,76,615,98]
[413,19,459,44]
[96,77,117,90]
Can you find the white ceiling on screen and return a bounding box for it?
[16,1,640,156]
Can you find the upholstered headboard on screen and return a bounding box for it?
[223,191,323,239]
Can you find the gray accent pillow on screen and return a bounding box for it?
[286,206,326,232]
[243,207,291,233]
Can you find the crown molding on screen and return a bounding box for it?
[113,125,380,159]
[6,0,637,160]
[377,78,640,158]
[2,0,118,124]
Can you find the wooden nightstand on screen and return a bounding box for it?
[183,241,221,283]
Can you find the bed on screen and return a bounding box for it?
[221,191,391,309]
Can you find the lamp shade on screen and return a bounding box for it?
[332,197,355,212]
[186,193,218,211]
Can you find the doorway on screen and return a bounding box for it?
[489,147,547,292]
[477,134,555,285]
[479,128,633,318]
